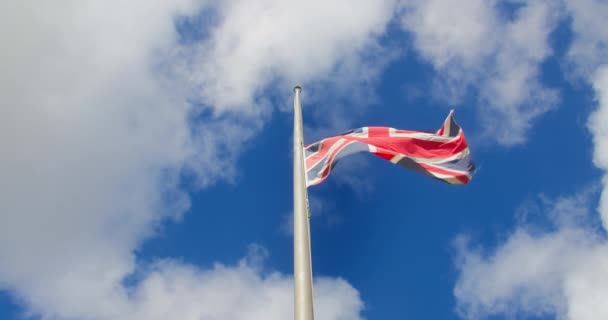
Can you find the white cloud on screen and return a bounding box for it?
[564,0,608,79]
[453,47,608,319]
[399,0,560,145]
[589,66,608,229]
[129,247,364,320]
[182,0,397,112]
[0,0,397,319]
[454,191,608,320]
[1,1,205,317]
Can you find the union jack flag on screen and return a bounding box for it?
[304,111,476,187]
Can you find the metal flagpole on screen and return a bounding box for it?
[293,86,314,320]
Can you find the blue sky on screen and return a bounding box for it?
[2,1,608,319]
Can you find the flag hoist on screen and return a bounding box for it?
[292,86,314,320]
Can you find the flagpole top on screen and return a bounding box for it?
[293,85,302,93]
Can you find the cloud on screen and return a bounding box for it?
[1,2,204,317]
[180,0,398,113]
[7,243,363,320]
[128,247,364,320]
[453,44,608,319]
[454,190,608,320]
[0,0,396,319]
[398,0,560,145]
[563,0,608,79]
[589,66,608,229]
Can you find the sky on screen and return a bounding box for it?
[1,1,608,319]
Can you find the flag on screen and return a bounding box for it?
[304,110,475,187]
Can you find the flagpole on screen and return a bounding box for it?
[293,86,314,320]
